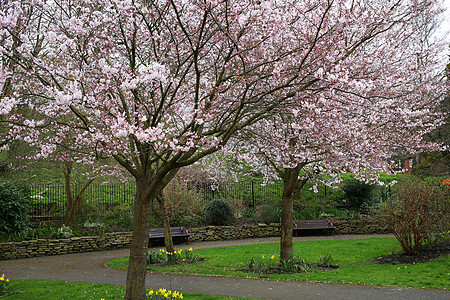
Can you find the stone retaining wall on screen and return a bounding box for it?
[0,232,133,260]
[188,223,281,242]
[0,219,390,260]
[332,218,391,235]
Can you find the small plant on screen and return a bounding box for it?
[52,224,73,238]
[204,199,234,226]
[0,273,10,295]
[245,254,277,273]
[147,251,164,264]
[318,251,334,265]
[148,248,198,265]
[147,288,183,299]
[281,256,310,273]
[241,208,258,224]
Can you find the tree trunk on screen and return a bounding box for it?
[62,161,95,226]
[156,193,174,253]
[63,162,75,225]
[280,164,307,261]
[124,178,155,300]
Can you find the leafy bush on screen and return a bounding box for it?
[381,178,449,255]
[342,179,375,211]
[158,178,205,227]
[241,208,258,224]
[261,204,281,223]
[0,182,30,235]
[204,198,234,226]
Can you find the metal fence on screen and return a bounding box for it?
[28,180,284,220]
[28,183,136,220]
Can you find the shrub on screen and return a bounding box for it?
[204,198,234,226]
[158,178,205,227]
[261,204,281,223]
[381,178,449,255]
[0,182,30,235]
[342,179,375,211]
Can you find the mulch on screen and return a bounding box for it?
[372,240,449,265]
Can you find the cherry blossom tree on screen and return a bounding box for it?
[233,1,447,259]
[0,0,447,298]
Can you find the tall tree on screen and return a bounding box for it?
[0,1,446,299]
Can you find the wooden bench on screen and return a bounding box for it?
[293,219,334,236]
[148,226,190,248]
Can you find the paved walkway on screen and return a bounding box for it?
[0,234,448,300]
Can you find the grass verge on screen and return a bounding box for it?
[107,238,449,289]
[1,280,253,299]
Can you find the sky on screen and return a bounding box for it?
[436,0,450,66]
[441,0,450,40]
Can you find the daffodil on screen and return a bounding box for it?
[271,255,275,259]
[188,247,193,251]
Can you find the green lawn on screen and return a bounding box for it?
[107,238,449,289]
[2,280,253,299]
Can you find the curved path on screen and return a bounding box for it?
[0,234,448,300]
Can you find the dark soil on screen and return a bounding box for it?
[241,264,340,275]
[147,257,205,268]
[372,240,450,265]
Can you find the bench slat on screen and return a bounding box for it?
[293,219,334,236]
[148,226,190,248]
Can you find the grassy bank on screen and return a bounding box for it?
[107,238,449,290]
[1,280,252,299]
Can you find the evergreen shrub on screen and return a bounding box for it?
[342,179,375,211]
[0,182,30,235]
[261,204,281,223]
[204,198,234,226]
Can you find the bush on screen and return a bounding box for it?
[342,179,375,211]
[381,178,449,255]
[158,178,205,227]
[204,198,234,226]
[261,204,281,223]
[0,182,30,235]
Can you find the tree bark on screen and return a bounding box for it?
[280,164,307,261]
[124,177,155,300]
[63,162,75,225]
[156,193,174,253]
[62,161,95,225]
